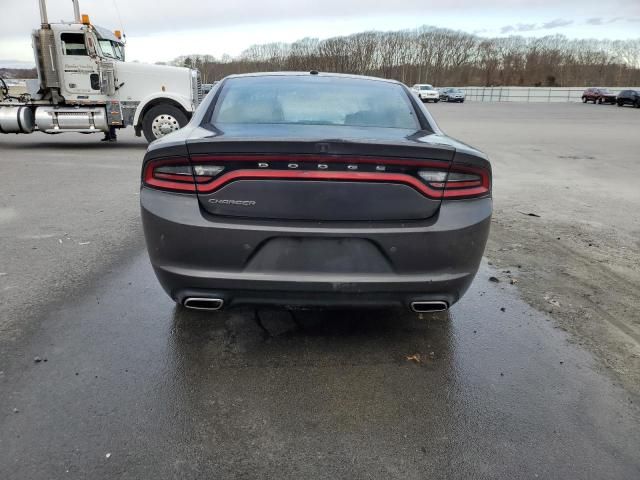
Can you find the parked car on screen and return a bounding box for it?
[411,84,440,102]
[616,90,640,108]
[141,72,492,313]
[581,87,617,104]
[201,82,216,95]
[439,87,466,103]
[438,87,451,101]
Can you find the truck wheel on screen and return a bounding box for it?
[582,97,587,103]
[142,104,188,142]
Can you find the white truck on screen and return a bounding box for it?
[0,0,202,142]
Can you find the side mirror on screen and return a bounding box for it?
[85,33,98,59]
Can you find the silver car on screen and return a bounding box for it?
[141,72,491,312]
[440,88,466,103]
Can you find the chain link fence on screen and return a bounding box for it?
[459,86,640,103]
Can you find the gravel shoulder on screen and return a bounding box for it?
[431,101,640,395]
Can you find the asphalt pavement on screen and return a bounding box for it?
[1,255,638,478]
[1,105,639,479]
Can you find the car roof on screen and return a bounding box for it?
[222,71,405,86]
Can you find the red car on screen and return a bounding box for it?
[582,88,617,104]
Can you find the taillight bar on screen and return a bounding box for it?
[194,169,445,197]
[442,165,491,199]
[143,157,196,192]
[142,155,491,200]
[143,157,218,192]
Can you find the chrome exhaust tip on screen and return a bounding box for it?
[410,301,449,313]
[183,297,224,311]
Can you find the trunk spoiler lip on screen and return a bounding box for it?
[187,153,452,168]
[184,140,455,162]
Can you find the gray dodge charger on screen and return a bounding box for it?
[140,72,492,312]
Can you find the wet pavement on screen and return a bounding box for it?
[1,253,638,479]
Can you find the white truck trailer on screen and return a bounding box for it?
[0,0,202,142]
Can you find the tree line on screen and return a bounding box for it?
[171,26,640,87]
[0,68,38,79]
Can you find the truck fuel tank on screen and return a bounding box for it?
[35,106,108,132]
[0,106,36,133]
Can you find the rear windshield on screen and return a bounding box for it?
[211,76,420,130]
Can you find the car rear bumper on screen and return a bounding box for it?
[141,187,492,309]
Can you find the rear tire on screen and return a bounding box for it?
[618,101,623,107]
[142,104,188,143]
[636,100,640,108]
[582,97,587,103]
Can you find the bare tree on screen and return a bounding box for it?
[174,27,640,87]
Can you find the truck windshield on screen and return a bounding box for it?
[98,40,124,61]
[212,76,419,130]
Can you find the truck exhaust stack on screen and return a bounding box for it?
[72,0,82,23]
[38,0,49,26]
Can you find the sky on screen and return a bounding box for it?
[1,0,639,67]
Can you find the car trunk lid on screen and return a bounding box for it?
[185,124,456,222]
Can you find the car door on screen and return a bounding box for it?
[58,31,101,99]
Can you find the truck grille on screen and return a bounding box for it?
[192,70,203,106]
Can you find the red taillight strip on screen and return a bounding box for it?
[152,172,192,182]
[143,155,491,200]
[443,180,482,189]
[143,157,198,192]
[441,186,489,198]
[190,154,451,169]
[442,165,491,198]
[196,169,444,198]
[144,176,196,192]
[153,172,213,183]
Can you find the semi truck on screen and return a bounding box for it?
[0,0,202,142]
